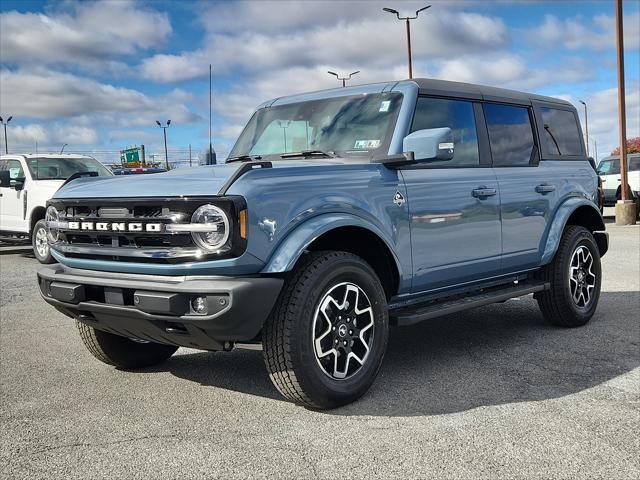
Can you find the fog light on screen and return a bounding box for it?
[191,296,208,314]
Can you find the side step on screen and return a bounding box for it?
[390,281,550,327]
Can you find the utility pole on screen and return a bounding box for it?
[0,116,12,154]
[383,6,431,79]
[327,70,360,87]
[615,0,636,224]
[155,120,171,170]
[141,144,146,166]
[189,144,192,167]
[209,64,214,165]
[579,100,589,157]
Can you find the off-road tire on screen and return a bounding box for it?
[537,225,602,327]
[76,321,178,369]
[263,251,389,409]
[32,219,54,264]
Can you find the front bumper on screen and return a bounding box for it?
[38,264,283,351]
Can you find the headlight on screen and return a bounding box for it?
[190,204,230,251]
[45,206,59,242]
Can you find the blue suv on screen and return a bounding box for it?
[38,79,608,409]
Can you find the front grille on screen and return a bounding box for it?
[48,196,246,264]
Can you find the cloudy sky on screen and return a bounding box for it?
[1,0,639,164]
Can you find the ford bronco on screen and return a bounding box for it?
[38,79,608,409]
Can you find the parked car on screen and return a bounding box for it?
[112,167,167,175]
[38,79,607,409]
[0,154,113,263]
[596,153,640,206]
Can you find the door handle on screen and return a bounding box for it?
[535,184,556,194]
[472,187,497,198]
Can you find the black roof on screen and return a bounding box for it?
[409,78,573,107]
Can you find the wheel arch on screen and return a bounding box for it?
[29,206,46,233]
[541,198,607,265]
[261,214,402,299]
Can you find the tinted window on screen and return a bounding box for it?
[540,107,583,156]
[484,104,535,167]
[629,156,640,171]
[411,97,479,166]
[25,157,112,180]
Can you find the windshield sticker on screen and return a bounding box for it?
[379,100,391,112]
[354,139,381,149]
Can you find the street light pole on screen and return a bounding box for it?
[0,116,12,154]
[614,0,636,225]
[156,120,171,170]
[383,5,431,79]
[579,100,589,157]
[327,70,360,87]
[60,143,68,154]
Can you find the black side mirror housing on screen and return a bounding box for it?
[13,177,26,190]
[0,170,10,188]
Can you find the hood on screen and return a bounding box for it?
[53,160,351,199]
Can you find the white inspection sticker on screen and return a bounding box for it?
[379,100,391,112]
[354,139,381,149]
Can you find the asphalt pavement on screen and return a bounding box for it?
[1,217,639,479]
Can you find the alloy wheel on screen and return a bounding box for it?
[569,245,596,308]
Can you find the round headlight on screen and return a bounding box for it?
[45,206,59,242]
[191,204,229,251]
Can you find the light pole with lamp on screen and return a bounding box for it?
[327,70,360,87]
[60,143,68,154]
[382,5,431,79]
[0,116,12,154]
[155,120,171,170]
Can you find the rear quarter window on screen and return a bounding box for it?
[539,107,583,157]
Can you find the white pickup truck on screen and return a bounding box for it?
[0,154,113,262]
[596,153,640,207]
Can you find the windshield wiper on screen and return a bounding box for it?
[280,150,335,159]
[226,155,262,163]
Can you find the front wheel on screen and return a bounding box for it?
[263,251,389,409]
[32,219,55,264]
[537,225,602,327]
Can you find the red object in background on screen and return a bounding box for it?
[611,137,640,155]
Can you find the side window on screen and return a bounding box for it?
[484,104,536,167]
[596,160,612,175]
[0,160,25,186]
[611,159,621,175]
[540,107,583,156]
[411,97,479,166]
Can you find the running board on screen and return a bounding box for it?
[390,281,550,327]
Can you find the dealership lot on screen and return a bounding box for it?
[1,217,638,479]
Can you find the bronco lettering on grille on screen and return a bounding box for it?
[67,222,163,232]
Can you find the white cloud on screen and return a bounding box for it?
[526,12,640,51]
[1,123,99,150]
[0,69,200,125]
[0,1,171,68]
[140,5,508,82]
[434,54,594,90]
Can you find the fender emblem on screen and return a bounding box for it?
[393,191,406,207]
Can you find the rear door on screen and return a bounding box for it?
[484,103,557,272]
[401,96,502,293]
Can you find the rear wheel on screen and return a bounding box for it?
[263,251,389,409]
[537,225,602,327]
[32,219,54,264]
[76,321,178,369]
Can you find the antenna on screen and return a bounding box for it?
[209,64,213,165]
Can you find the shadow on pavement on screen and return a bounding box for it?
[149,291,640,416]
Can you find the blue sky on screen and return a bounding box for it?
[1,0,638,164]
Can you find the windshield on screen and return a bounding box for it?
[26,157,112,180]
[229,92,403,160]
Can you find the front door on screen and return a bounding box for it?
[0,159,27,232]
[403,97,502,293]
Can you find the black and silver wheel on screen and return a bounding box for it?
[32,219,54,264]
[76,321,178,369]
[537,225,602,327]
[263,251,389,409]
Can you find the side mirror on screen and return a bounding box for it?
[0,170,10,188]
[13,177,26,190]
[403,127,454,162]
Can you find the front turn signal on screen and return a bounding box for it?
[239,209,247,239]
